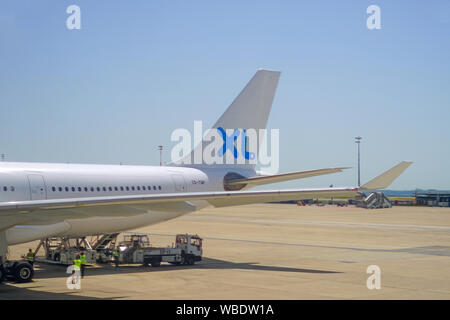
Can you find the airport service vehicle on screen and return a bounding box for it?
[35,238,97,265]
[0,69,412,283]
[115,234,202,266]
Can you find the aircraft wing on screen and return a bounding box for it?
[0,187,359,230]
[0,161,411,229]
[0,187,359,213]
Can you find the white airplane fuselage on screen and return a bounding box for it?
[0,162,252,245]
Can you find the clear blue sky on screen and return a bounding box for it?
[0,1,449,189]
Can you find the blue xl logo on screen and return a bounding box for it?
[217,127,256,160]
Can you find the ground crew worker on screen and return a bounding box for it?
[72,255,82,284]
[73,255,81,271]
[113,248,119,268]
[26,249,35,266]
[80,251,87,278]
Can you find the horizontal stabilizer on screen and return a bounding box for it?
[226,167,349,188]
[361,161,412,190]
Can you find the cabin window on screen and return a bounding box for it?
[71,187,75,192]
[52,187,56,192]
[10,186,15,192]
[65,187,69,192]
[58,187,62,192]
[126,186,130,191]
[137,186,141,191]
[120,186,124,191]
[153,186,157,190]
[90,187,94,192]
[158,186,162,190]
[84,187,88,192]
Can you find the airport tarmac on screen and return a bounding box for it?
[1,204,450,300]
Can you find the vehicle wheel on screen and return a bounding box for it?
[151,260,161,267]
[13,262,34,283]
[184,256,194,265]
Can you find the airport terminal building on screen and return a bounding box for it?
[416,193,450,207]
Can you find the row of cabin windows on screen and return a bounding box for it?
[2,185,163,193]
[51,185,162,193]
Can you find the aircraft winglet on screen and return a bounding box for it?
[360,161,413,190]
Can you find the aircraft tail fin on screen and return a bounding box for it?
[175,69,281,168]
[212,69,281,131]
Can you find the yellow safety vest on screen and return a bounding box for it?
[73,259,81,271]
[27,253,34,262]
[113,250,119,257]
[80,254,87,265]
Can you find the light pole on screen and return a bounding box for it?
[158,146,163,166]
[355,136,362,187]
